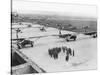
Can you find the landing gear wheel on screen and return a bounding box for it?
[66,39,69,42]
[17,44,21,49]
[74,38,76,41]
[31,42,33,47]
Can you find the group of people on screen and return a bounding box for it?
[62,46,74,61]
[48,46,75,62]
[48,47,61,59]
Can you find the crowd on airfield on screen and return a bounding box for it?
[48,46,75,62]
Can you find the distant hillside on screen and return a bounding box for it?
[11,13,97,33]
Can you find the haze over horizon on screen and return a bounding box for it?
[12,0,97,18]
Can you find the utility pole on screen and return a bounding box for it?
[16,28,21,39]
[57,24,62,35]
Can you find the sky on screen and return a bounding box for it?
[12,0,97,18]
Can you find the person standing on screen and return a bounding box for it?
[65,49,70,61]
[68,48,72,56]
[73,50,75,56]
[65,55,69,62]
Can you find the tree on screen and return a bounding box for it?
[11,12,19,23]
[68,24,72,27]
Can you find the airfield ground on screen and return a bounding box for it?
[12,23,97,73]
